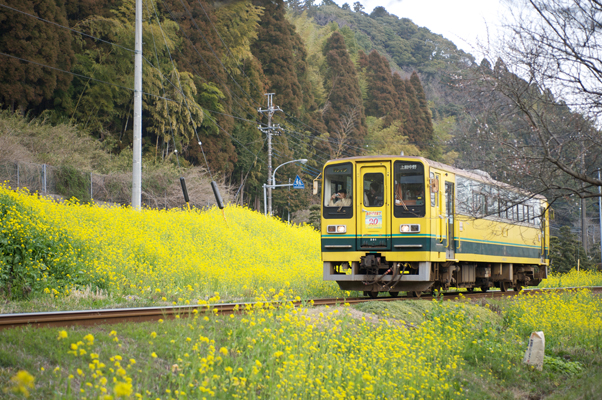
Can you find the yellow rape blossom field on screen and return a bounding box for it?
[0,185,340,306]
[2,289,601,399]
[540,268,602,288]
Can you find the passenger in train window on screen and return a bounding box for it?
[365,182,383,206]
[328,189,352,207]
[395,183,403,205]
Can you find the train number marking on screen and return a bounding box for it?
[365,211,382,229]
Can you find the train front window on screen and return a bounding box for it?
[323,162,353,219]
[394,161,425,217]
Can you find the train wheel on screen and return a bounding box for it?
[364,291,378,299]
[480,286,489,293]
[514,284,524,292]
[411,291,422,298]
[389,292,399,298]
[500,281,510,292]
[466,287,474,293]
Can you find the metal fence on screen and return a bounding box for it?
[0,161,132,206]
[1,162,58,195]
[0,161,225,209]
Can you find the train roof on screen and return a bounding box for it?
[324,155,547,201]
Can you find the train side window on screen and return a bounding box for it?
[473,193,485,216]
[323,162,353,219]
[430,172,438,207]
[456,177,470,214]
[507,201,514,220]
[487,189,499,219]
[364,173,384,207]
[534,206,542,227]
[394,161,425,217]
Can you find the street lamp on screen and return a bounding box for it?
[264,158,308,215]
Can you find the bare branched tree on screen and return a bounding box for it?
[453,0,602,210]
[320,104,360,159]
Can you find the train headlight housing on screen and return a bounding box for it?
[327,225,347,234]
[400,224,420,233]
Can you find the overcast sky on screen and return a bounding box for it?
[331,0,510,59]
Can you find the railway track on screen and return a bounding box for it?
[1,287,600,331]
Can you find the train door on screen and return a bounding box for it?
[357,164,391,250]
[445,181,456,259]
[431,172,442,243]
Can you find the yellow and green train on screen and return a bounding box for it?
[319,156,549,297]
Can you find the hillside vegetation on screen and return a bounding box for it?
[1,0,469,216]
[0,110,231,208]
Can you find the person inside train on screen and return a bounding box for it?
[395,183,403,205]
[365,182,383,206]
[328,188,352,207]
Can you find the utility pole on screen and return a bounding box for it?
[598,169,602,265]
[581,152,588,252]
[258,93,282,215]
[131,0,143,209]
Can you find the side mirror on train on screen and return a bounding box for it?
[549,208,555,220]
[313,173,321,195]
[430,178,439,193]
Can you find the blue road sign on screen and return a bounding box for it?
[293,175,305,189]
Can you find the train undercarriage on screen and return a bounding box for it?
[324,255,547,298]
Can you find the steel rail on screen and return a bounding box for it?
[1,286,600,331]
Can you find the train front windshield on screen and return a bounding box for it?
[394,161,425,217]
[323,162,353,218]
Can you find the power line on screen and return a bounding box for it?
[0,52,171,102]
[278,111,367,155]
[4,0,364,176]
[154,1,363,163]
[278,127,338,162]
[192,0,264,105]
[0,3,134,53]
[148,0,268,175]
[164,0,260,120]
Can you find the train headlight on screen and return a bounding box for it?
[327,225,347,234]
[400,224,420,233]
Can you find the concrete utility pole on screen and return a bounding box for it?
[581,151,588,252]
[131,0,143,209]
[598,169,602,265]
[258,93,282,215]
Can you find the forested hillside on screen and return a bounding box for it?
[0,0,466,214]
[1,0,599,235]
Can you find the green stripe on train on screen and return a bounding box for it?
[322,236,545,258]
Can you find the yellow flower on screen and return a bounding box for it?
[151,352,157,358]
[9,370,35,397]
[114,381,133,398]
[57,330,68,340]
